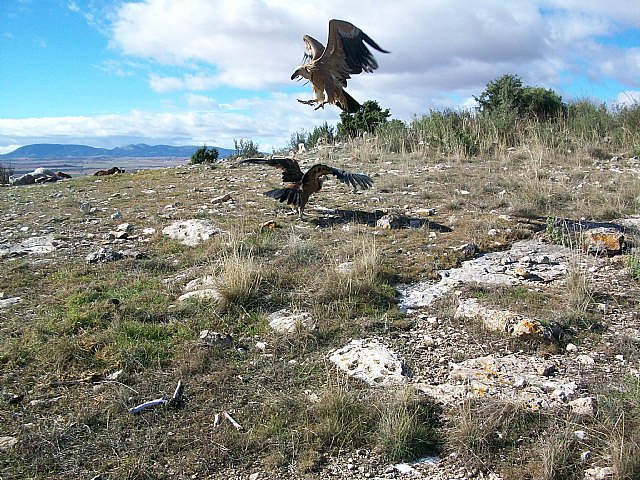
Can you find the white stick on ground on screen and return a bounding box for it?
[129,380,184,414]
[128,397,168,414]
[223,411,243,431]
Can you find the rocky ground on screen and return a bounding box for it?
[1,146,639,479]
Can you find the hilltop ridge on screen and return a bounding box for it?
[1,143,235,160]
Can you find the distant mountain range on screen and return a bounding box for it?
[1,143,235,160]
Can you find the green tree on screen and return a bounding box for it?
[338,100,391,138]
[521,86,564,119]
[190,145,219,164]
[475,74,563,119]
[474,74,524,116]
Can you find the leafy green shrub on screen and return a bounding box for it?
[190,145,219,164]
[338,100,390,138]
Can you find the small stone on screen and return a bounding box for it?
[376,214,402,230]
[566,343,578,353]
[117,223,134,232]
[211,193,233,204]
[162,219,227,246]
[569,397,596,416]
[199,330,233,348]
[268,309,313,333]
[514,266,531,279]
[584,466,616,479]
[0,436,19,451]
[0,297,21,309]
[539,364,557,377]
[110,210,124,220]
[86,247,123,263]
[514,377,528,388]
[336,262,355,274]
[574,430,588,440]
[576,354,595,365]
[177,289,222,303]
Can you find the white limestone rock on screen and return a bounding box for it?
[267,309,313,333]
[177,289,221,303]
[0,235,61,258]
[162,219,227,246]
[329,339,408,386]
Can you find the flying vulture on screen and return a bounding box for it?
[236,157,373,217]
[291,19,389,113]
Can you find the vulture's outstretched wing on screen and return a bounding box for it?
[320,19,390,86]
[302,34,325,64]
[236,157,304,184]
[302,164,374,191]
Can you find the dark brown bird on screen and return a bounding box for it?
[291,19,389,113]
[236,157,373,217]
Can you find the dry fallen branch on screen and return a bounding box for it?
[129,380,184,415]
[223,411,243,431]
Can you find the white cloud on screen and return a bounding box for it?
[185,93,218,109]
[105,0,640,111]
[615,91,640,105]
[0,94,339,152]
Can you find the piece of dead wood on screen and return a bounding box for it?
[129,380,184,415]
[223,411,243,431]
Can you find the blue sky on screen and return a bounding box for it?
[1,0,639,154]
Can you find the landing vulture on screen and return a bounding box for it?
[236,157,373,217]
[291,19,389,113]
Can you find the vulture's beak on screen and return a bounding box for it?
[291,66,307,81]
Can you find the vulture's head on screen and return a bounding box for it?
[291,66,310,81]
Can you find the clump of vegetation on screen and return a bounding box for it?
[290,121,337,150]
[625,253,640,282]
[190,144,219,164]
[338,100,391,138]
[230,137,260,159]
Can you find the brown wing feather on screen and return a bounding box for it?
[319,19,389,85]
[302,35,325,64]
[236,157,304,184]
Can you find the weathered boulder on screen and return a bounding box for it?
[86,247,123,263]
[455,297,556,341]
[583,227,624,256]
[177,289,221,303]
[10,168,67,186]
[267,308,314,333]
[162,219,227,246]
[0,235,61,258]
[0,297,21,309]
[568,396,596,415]
[329,339,408,386]
[584,466,616,479]
[376,214,402,230]
[398,238,578,311]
